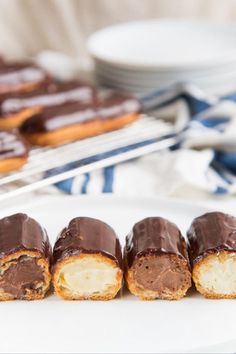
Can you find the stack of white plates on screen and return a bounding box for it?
[87,20,236,95]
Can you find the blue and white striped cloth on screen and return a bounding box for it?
[48,82,236,196]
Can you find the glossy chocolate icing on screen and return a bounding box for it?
[20,94,141,133]
[0,80,96,115]
[53,217,122,268]
[0,213,51,260]
[124,217,189,268]
[187,211,236,266]
[0,130,29,160]
[0,62,48,91]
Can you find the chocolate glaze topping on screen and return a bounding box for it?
[0,130,29,160]
[0,213,51,260]
[53,217,122,268]
[0,62,48,87]
[20,94,141,133]
[187,211,236,266]
[125,217,189,268]
[0,80,96,115]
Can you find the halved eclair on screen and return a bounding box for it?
[0,213,51,300]
[52,217,123,300]
[188,211,236,299]
[124,217,191,300]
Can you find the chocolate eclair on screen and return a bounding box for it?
[0,213,51,300]
[0,80,97,129]
[0,61,49,94]
[0,57,5,66]
[0,129,29,173]
[124,217,191,300]
[52,217,123,300]
[20,93,141,146]
[188,211,236,299]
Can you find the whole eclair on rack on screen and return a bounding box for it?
[0,213,51,300]
[20,93,141,146]
[52,217,123,300]
[0,80,97,129]
[0,62,49,94]
[124,217,191,300]
[0,130,29,173]
[187,211,236,299]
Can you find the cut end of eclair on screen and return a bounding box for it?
[0,107,42,129]
[0,250,51,301]
[126,254,191,300]
[53,253,123,300]
[192,251,236,299]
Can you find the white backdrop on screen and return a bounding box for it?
[0,0,236,68]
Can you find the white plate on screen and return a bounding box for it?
[96,67,236,87]
[95,62,236,82]
[88,20,236,69]
[0,195,235,354]
[94,57,236,77]
[96,72,236,96]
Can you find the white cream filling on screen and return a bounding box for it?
[58,258,119,295]
[198,253,236,294]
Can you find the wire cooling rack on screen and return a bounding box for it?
[0,115,175,201]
